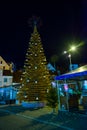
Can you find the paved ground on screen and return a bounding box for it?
[0,110,66,130]
[0,104,87,130]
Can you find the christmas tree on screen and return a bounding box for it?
[17,24,51,102]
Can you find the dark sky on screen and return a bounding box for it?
[0,1,87,69]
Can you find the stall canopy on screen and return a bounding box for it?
[55,65,87,80]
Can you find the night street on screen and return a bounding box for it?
[0,107,67,130]
[0,105,87,130]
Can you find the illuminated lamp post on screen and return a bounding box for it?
[64,45,76,71]
[68,54,72,71]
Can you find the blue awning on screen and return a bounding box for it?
[55,65,87,80]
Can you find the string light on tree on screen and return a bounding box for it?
[17,17,51,102]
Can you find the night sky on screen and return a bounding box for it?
[0,1,87,70]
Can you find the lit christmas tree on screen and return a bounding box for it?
[17,24,51,102]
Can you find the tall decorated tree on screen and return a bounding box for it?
[17,23,51,102]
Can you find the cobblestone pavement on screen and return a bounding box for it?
[0,104,87,130]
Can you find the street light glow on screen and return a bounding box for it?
[64,46,76,54]
[64,51,67,54]
[63,41,84,71]
[68,54,71,58]
[70,46,76,51]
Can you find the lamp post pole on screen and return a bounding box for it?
[68,54,72,71]
[64,45,76,71]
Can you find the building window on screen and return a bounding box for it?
[4,78,7,82]
[1,61,2,64]
[3,66,5,70]
[9,78,12,83]
[0,81,2,86]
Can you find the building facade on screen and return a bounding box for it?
[0,56,20,104]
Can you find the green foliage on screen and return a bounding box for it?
[46,87,58,109]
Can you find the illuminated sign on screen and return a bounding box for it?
[64,84,68,92]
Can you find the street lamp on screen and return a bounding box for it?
[70,46,76,51]
[64,45,76,71]
[68,54,72,71]
[63,51,72,71]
